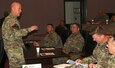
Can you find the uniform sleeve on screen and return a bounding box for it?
[41,33,63,48]
[14,28,31,37]
[50,33,63,48]
[75,35,84,53]
[95,64,105,68]
[2,19,14,41]
[82,56,97,63]
[10,19,32,37]
[63,42,71,54]
[63,34,84,54]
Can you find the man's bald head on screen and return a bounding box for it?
[10,2,22,16]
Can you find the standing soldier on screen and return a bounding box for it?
[2,2,38,68]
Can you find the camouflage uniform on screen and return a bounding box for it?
[95,54,115,68]
[68,43,109,68]
[105,54,115,68]
[82,43,109,64]
[2,13,32,68]
[53,32,84,64]
[63,32,85,60]
[41,31,63,48]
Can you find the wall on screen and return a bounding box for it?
[87,0,115,20]
[0,0,64,34]
[0,0,115,33]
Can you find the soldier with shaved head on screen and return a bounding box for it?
[2,2,38,68]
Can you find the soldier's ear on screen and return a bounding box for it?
[78,28,79,31]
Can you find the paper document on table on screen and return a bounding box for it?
[40,52,55,56]
[53,64,71,68]
[41,48,55,51]
[22,63,42,68]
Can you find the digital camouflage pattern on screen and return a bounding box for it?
[95,54,115,68]
[68,43,109,68]
[41,31,63,48]
[105,54,115,68]
[53,32,84,64]
[82,43,109,64]
[63,32,84,60]
[2,13,32,68]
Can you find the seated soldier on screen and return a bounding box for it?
[94,9,109,24]
[88,35,115,68]
[53,23,84,64]
[82,21,96,32]
[63,23,85,60]
[39,24,63,48]
[69,26,111,68]
[55,20,69,44]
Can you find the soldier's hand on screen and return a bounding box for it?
[33,41,40,47]
[75,59,82,63]
[30,25,38,31]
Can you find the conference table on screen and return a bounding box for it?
[23,43,69,68]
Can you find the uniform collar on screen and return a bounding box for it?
[9,13,18,18]
[72,32,80,35]
[110,54,115,58]
[48,31,54,34]
[99,36,111,46]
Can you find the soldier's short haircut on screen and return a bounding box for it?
[71,23,80,29]
[47,24,54,28]
[90,26,108,35]
[11,1,21,8]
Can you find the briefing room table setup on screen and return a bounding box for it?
[23,42,70,68]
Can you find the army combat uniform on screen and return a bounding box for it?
[41,31,63,48]
[82,43,109,64]
[53,32,84,64]
[95,54,115,68]
[63,32,84,60]
[104,54,115,68]
[2,13,32,68]
[68,37,110,68]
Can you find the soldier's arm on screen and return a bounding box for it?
[51,34,63,48]
[42,33,62,48]
[10,19,32,37]
[82,56,97,64]
[75,37,84,53]
[14,28,32,37]
[63,42,71,54]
